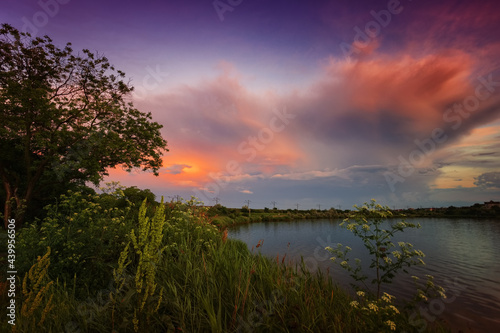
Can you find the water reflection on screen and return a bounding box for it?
[228,218,500,332]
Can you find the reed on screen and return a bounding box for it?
[8,192,450,332]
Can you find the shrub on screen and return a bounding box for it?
[17,190,135,296]
[212,216,233,228]
[326,200,446,331]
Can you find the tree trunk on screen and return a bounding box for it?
[2,179,26,229]
[1,163,18,229]
[3,181,12,230]
[2,158,49,229]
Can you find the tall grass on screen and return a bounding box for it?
[2,193,450,332]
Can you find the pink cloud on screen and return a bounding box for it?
[287,48,500,170]
[108,41,500,197]
[131,64,303,187]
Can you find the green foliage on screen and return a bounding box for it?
[16,189,134,296]
[326,199,426,299]
[8,194,450,332]
[207,203,228,216]
[348,291,403,332]
[207,205,346,227]
[113,198,166,332]
[409,274,447,306]
[325,200,449,332]
[123,186,156,207]
[163,197,221,257]
[0,23,168,228]
[211,215,234,228]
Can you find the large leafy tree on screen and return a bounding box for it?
[0,24,168,228]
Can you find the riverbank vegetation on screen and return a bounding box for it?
[0,187,451,332]
[0,25,456,332]
[208,202,500,229]
[209,204,348,228]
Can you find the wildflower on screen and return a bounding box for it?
[382,292,394,301]
[356,291,365,297]
[350,301,359,308]
[345,246,352,251]
[392,251,401,259]
[418,291,428,301]
[368,302,378,312]
[388,305,400,314]
[386,320,396,331]
[362,224,370,231]
[340,261,348,267]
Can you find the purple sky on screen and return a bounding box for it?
[2,0,500,209]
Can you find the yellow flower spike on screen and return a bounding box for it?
[114,197,167,331]
[20,247,54,329]
[38,294,54,327]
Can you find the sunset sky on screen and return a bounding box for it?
[2,0,500,209]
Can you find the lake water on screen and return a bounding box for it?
[228,218,500,332]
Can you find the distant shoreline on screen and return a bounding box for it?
[208,205,499,229]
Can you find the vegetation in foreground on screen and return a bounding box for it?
[0,187,451,332]
[0,23,489,332]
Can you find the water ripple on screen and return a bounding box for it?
[229,218,500,332]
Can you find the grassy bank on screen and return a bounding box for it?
[208,203,500,229]
[1,191,450,332]
[209,205,348,229]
